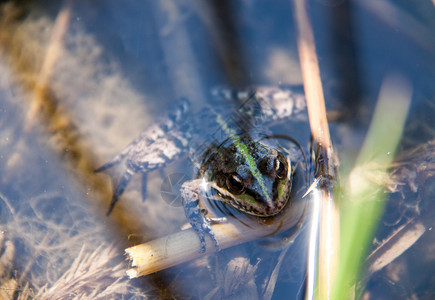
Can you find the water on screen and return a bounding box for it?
[0,0,434,299]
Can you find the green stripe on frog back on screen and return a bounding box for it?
[216,114,272,205]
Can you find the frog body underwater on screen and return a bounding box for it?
[96,87,307,252]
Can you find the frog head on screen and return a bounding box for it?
[199,137,293,217]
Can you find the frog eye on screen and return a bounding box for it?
[226,173,245,194]
[275,156,288,179]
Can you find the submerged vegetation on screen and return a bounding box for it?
[0,0,434,299]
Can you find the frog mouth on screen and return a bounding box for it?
[205,176,292,217]
[231,180,291,217]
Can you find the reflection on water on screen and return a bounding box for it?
[0,0,434,299]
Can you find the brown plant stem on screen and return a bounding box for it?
[292,0,338,299]
[126,197,306,277]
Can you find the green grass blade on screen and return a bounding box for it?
[332,74,412,299]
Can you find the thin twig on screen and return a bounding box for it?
[366,219,425,275]
[292,0,338,299]
[26,0,72,128]
[293,0,332,155]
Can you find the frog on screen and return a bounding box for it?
[96,86,307,252]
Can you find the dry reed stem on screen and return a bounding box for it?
[293,0,332,153]
[26,0,72,128]
[292,0,339,299]
[366,219,425,275]
[126,198,306,277]
[1,0,134,232]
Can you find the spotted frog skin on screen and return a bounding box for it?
[96,87,307,252]
[199,136,292,216]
